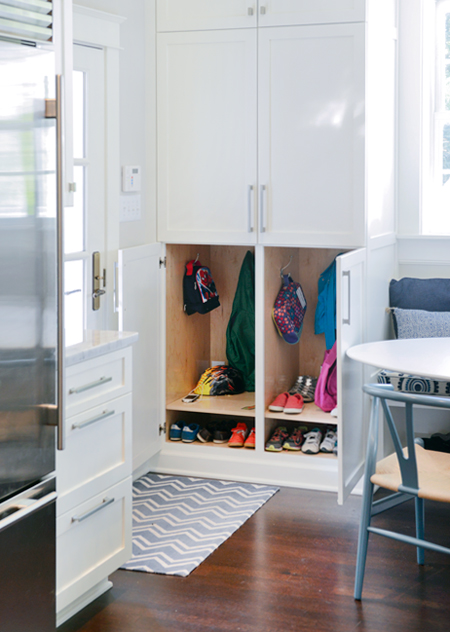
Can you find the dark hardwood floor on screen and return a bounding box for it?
[59,485,450,632]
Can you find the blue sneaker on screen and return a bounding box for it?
[182,423,200,443]
[169,421,183,441]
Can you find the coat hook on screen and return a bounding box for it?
[194,253,200,264]
[280,255,293,278]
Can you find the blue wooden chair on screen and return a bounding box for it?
[355,383,450,600]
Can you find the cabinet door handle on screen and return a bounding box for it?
[248,185,254,232]
[248,7,254,15]
[260,5,266,14]
[260,185,267,233]
[69,375,113,395]
[342,270,351,325]
[72,497,115,523]
[72,409,115,430]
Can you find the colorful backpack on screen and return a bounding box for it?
[193,365,245,396]
[272,274,307,345]
[183,259,220,316]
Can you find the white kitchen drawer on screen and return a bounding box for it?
[56,476,132,614]
[65,347,132,418]
[57,394,132,517]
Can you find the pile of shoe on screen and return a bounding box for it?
[289,375,317,403]
[268,392,304,414]
[265,426,337,454]
[169,420,255,449]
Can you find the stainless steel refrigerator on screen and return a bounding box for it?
[0,3,63,630]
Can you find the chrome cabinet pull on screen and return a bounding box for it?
[56,73,65,451]
[72,497,115,523]
[260,5,266,14]
[260,184,267,232]
[342,270,351,325]
[72,409,115,430]
[69,375,113,395]
[248,185,254,232]
[248,7,254,15]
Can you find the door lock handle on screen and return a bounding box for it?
[92,288,106,299]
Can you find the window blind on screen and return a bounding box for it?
[0,0,52,42]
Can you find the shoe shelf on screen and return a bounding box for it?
[166,391,256,418]
[265,402,335,425]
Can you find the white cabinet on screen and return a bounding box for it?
[156,7,388,248]
[56,345,133,626]
[156,0,366,32]
[157,29,257,245]
[258,23,365,248]
[157,0,257,31]
[258,0,366,27]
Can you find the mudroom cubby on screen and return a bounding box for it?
[164,243,256,442]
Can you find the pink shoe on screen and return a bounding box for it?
[283,393,304,414]
[268,392,289,412]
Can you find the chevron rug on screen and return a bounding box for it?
[121,473,279,577]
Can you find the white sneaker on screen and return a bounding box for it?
[301,428,322,454]
[320,429,337,453]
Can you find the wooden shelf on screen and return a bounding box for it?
[265,402,337,425]
[166,391,256,418]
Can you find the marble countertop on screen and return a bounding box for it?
[65,330,139,367]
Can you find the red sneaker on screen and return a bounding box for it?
[283,393,304,414]
[268,392,289,412]
[228,422,248,447]
[244,427,255,449]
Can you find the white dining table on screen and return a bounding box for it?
[347,337,450,381]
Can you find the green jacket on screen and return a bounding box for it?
[226,251,255,392]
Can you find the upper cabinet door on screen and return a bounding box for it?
[157,0,257,32]
[258,0,366,27]
[258,23,366,248]
[157,30,257,245]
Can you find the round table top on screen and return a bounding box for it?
[347,338,450,381]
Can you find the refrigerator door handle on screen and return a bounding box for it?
[56,73,65,451]
[0,491,57,535]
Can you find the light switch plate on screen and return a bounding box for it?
[120,194,141,222]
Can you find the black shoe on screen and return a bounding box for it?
[213,421,234,443]
[197,426,213,443]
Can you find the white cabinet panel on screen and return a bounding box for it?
[337,248,366,504]
[258,23,365,248]
[65,347,132,418]
[56,477,132,613]
[258,0,365,27]
[157,0,257,31]
[118,244,162,473]
[157,30,257,245]
[56,394,132,516]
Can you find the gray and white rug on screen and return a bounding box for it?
[121,473,279,577]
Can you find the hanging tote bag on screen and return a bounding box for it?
[314,341,337,412]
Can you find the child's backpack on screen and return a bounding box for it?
[272,274,307,344]
[315,341,337,412]
[183,259,220,315]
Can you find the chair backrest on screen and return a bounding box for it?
[363,384,450,494]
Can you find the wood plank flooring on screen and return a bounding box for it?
[59,485,450,632]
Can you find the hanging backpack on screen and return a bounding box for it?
[272,274,307,345]
[314,341,337,412]
[183,259,220,316]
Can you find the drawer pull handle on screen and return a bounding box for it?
[69,376,113,395]
[72,497,115,523]
[72,409,115,430]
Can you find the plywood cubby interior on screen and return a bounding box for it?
[264,246,343,427]
[165,244,255,424]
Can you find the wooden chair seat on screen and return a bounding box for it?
[372,445,450,503]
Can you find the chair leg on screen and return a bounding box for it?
[415,497,425,565]
[354,395,380,600]
[354,478,375,600]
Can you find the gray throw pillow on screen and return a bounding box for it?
[392,307,450,339]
